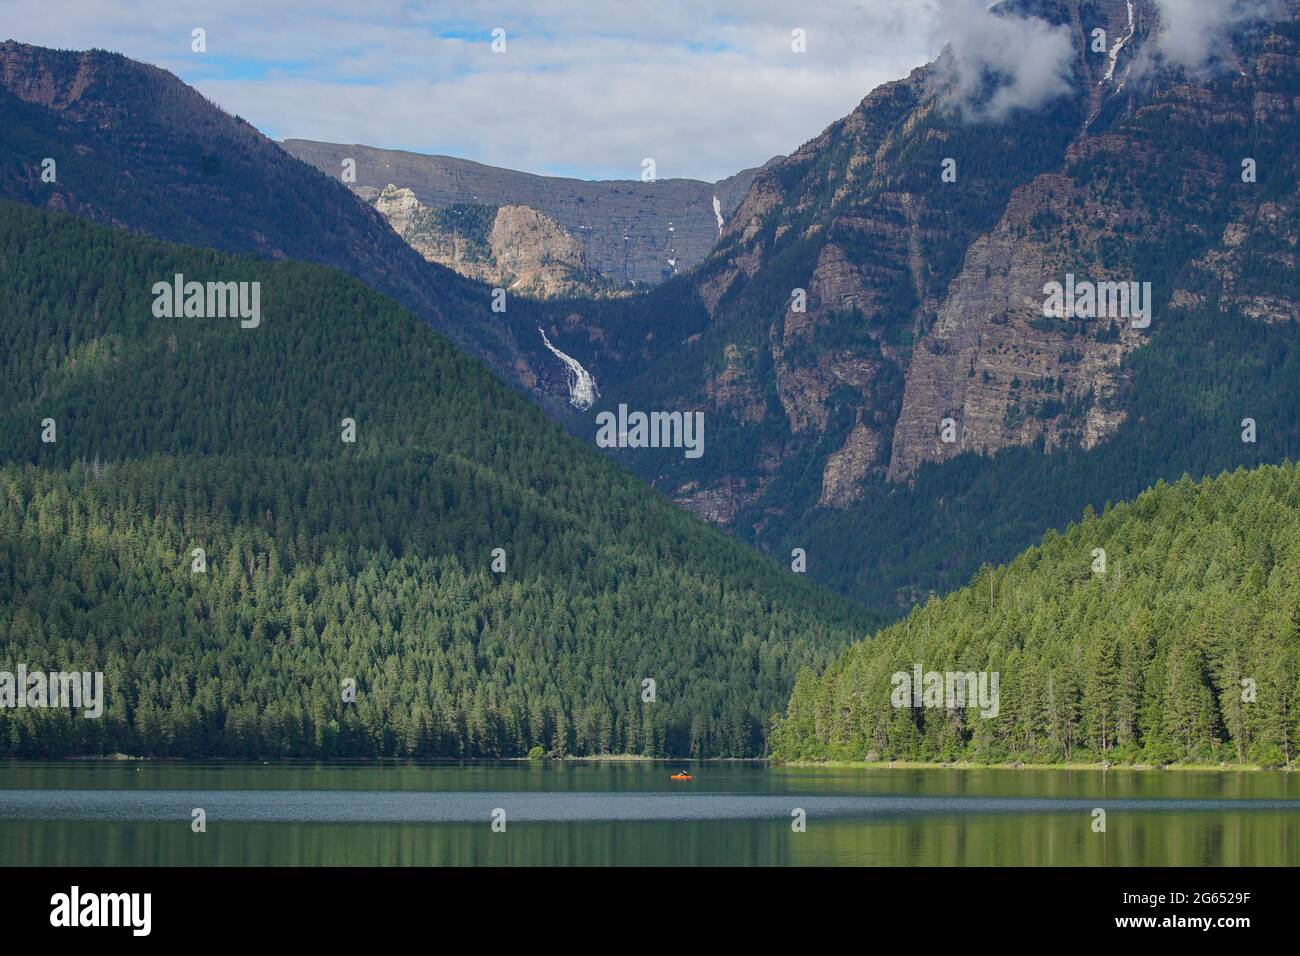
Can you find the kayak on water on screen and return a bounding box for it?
[670,772,693,781]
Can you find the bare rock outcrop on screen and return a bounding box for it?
[372,184,601,297]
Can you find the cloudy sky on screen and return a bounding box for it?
[4,1,1263,181]
[4,0,949,181]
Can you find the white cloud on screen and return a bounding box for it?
[0,0,945,181]
[1152,0,1283,72]
[928,0,1076,120]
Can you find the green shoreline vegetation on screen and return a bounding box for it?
[772,464,1300,769]
[39,753,1294,771]
[777,759,1289,772]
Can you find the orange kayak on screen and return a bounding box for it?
[670,773,693,781]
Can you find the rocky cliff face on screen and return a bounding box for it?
[371,184,605,297]
[568,0,1300,539]
[283,139,779,294]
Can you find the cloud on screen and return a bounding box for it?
[1152,0,1284,72]
[928,0,1076,120]
[0,0,942,181]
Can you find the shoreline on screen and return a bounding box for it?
[777,759,1291,772]
[7,754,1290,772]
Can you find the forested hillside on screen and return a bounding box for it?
[0,201,873,759]
[772,463,1300,767]
[0,40,579,412]
[540,1,1300,609]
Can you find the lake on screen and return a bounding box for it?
[1,761,1296,866]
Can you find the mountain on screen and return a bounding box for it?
[771,462,1300,767]
[0,199,874,759]
[282,139,777,293]
[538,0,1300,606]
[5,11,1299,618]
[0,39,587,413]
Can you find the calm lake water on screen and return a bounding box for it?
[1,761,1296,866]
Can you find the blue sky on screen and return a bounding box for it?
[1,1,945,181]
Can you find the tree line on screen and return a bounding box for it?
[0,201,874,758]
[772,463,1300,767]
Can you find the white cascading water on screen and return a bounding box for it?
[538,328,599,410]
[1103,1,1136,83]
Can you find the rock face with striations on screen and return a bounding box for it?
[282,139,779,294]
[564,0,1300,536]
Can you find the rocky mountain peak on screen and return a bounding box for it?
[564,1,1300,604]
[283,139,780,295]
